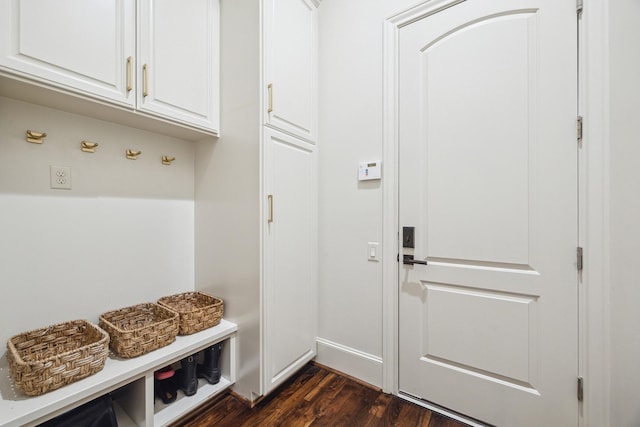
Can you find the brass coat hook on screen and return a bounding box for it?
[126,149,142,160]
[162,156,176,165]
[81,141,99,153]
[26,130,47,144]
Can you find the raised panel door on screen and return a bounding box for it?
[264,0,317,143]
[0,0,135,106]
[397,1,578,425]
[138,0,219,133]
[263,127,317,394]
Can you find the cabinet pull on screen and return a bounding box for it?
[268,83,273,113]
[143,64,149,97]
[268,194,273,223]
[126,56,133,93]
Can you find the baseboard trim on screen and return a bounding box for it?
[311,360,382,392]
[315,337,383,388]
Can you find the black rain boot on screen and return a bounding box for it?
[176,354,198,396]
[154,366,177,404]
[197,342,223,384]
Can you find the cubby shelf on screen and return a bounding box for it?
[0,319,237,427]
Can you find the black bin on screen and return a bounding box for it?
[38,394,118,427]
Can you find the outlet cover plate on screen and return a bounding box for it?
[50,165,72,190]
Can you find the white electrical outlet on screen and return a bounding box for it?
[50,165,72,190]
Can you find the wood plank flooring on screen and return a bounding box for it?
[171,363,469,427]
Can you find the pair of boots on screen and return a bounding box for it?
[174,342,224,397]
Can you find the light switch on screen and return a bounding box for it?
[368,242,380,262]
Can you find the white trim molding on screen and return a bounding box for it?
[315,338,383,388]
[580,1,611,426]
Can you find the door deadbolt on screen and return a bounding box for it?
[403,226,415,248]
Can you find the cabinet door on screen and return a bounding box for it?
[263,128,317,394]
[138,0,219,133]
[264,0,317,143]
[0,0,135,106]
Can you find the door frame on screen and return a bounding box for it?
[381,1,610,426]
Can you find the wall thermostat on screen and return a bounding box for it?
[359,160,382,181]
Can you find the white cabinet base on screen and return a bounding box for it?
[0,320,237,427]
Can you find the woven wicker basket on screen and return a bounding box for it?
[6,320,110,396]
[99,303,178,358]
[157,292,224,335]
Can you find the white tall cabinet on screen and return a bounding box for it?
[263,127,317,394]
[195,0,318,400]
[263,0,318,142]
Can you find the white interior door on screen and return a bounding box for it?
[397,1,578,426]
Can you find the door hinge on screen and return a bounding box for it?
[577,0,584,14]
[397,253,399,263]
[578,376,584,401]
[577,115,583,144]
[577,247,583,271]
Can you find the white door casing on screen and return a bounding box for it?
[395,1,578,426]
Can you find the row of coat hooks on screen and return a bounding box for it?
[26,130,176,165]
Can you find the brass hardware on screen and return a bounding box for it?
[81,141,99,153]
[26,130,47,144]
[268,194,273,223]
[268,83,273,113]
[126,149,142,160]
[162,155,176,165]
[143,64,149,97]
[126,56,133,93]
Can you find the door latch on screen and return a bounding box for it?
[403,254,427,266]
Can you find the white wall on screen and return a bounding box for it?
[316,0,416,387]
[608,0,640,425]
[0,96,196,347]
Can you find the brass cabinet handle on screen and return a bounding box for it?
[268,83,273,113]
[126,56,133,93]
[143,64,149,97]
[268,194,273,223]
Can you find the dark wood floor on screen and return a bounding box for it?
[172,363,469,427]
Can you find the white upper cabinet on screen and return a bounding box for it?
[138,0,219,132]
[0,0,136,107]
[0,0,219,135]
[263,0,317,143]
